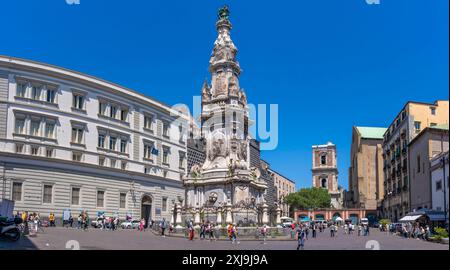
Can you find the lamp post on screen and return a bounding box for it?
[129,181,136,219]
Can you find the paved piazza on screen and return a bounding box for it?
[0,227,447,250]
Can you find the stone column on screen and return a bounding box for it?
[175,203,183,228]
[276,206,282,227]
[194,208,201,228]
[225,203,233,224]
[262,203,269,225]
[216,207,222,226]
[170,206,174,225]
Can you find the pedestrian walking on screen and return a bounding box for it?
[199,221,206,240]
[139,218,145,232]
[188,220,195,241]
[358,224,362,236]
[231,223,239,244]
[160,218,167,237]
[260,225,268,244]
[49,212,55,227]
[296,226,306,250]
[330,224,335,238]
[208,223,215,241]
[312,223,317,238]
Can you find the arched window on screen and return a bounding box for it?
[321,178,327,188]
[320,153,327,165]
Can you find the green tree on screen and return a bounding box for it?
[285,187,331,210]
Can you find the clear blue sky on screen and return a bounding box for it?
[2,0,448,190]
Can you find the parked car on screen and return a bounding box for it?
[281,217,294,228]
[121,220,140,229]
[360,218,369,226]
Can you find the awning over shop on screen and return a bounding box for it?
[399,215,422,222]
[427,213,447,221]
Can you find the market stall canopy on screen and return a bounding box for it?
[400,209,447,222]
[335,217,343,221]
[399,215,422,222]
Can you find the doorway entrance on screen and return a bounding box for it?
[141,195,152,228]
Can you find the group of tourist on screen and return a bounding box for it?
[400,223,431,240]
[96,214,119,231]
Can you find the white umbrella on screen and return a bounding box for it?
[335,217,343,222]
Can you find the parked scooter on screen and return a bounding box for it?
[0,217,22,241]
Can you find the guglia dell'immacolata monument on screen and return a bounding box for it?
[178,6,271,227]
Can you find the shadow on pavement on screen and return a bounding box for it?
[0,235,39,250]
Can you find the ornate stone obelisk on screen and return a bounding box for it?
[183,6,268,226]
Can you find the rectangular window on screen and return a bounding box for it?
[162,197,167,212]
[179,124,185,142]
[16,82,27,97]
[98,134,105,148]
[71,187,80,205]
[179,152,185,168]
[72,152,82,162]
[321,155,327,165]
[31,146,39,156]
[144,144,152,159]
[30,120,41,137]
[73,94,84,110]
[12,182,22,202]
[31,85,41,100]
[430,107,436,115]
[120,193,126,208]
[430,123,437,127]
[110,105,117,119]
[15,144,24,153]
[99,102,107,115]
[109,137,117,151]
[46,148,53,158]
[98,156,105,166]
[414,121,421,132]
[163,148,169,164]
[436,180,442,191]
[97,190,105,207]
[121,161,127,170]
[43,184,53,204]
[120,109,128,122]
[45,123,55,139]
[144,115,153,130]
[401,111,406,120]
[110,159,116,168]
[71,127,84,144]
[46,89,56,103]
[120,139,127,153]
[15,118,25,134]
[163,122,169,137]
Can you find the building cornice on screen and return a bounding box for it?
[0,55,190,122]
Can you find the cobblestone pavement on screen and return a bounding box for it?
[0,227,448,250]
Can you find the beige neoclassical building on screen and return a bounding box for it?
[0,55,188,224]
[348,126,386,210]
